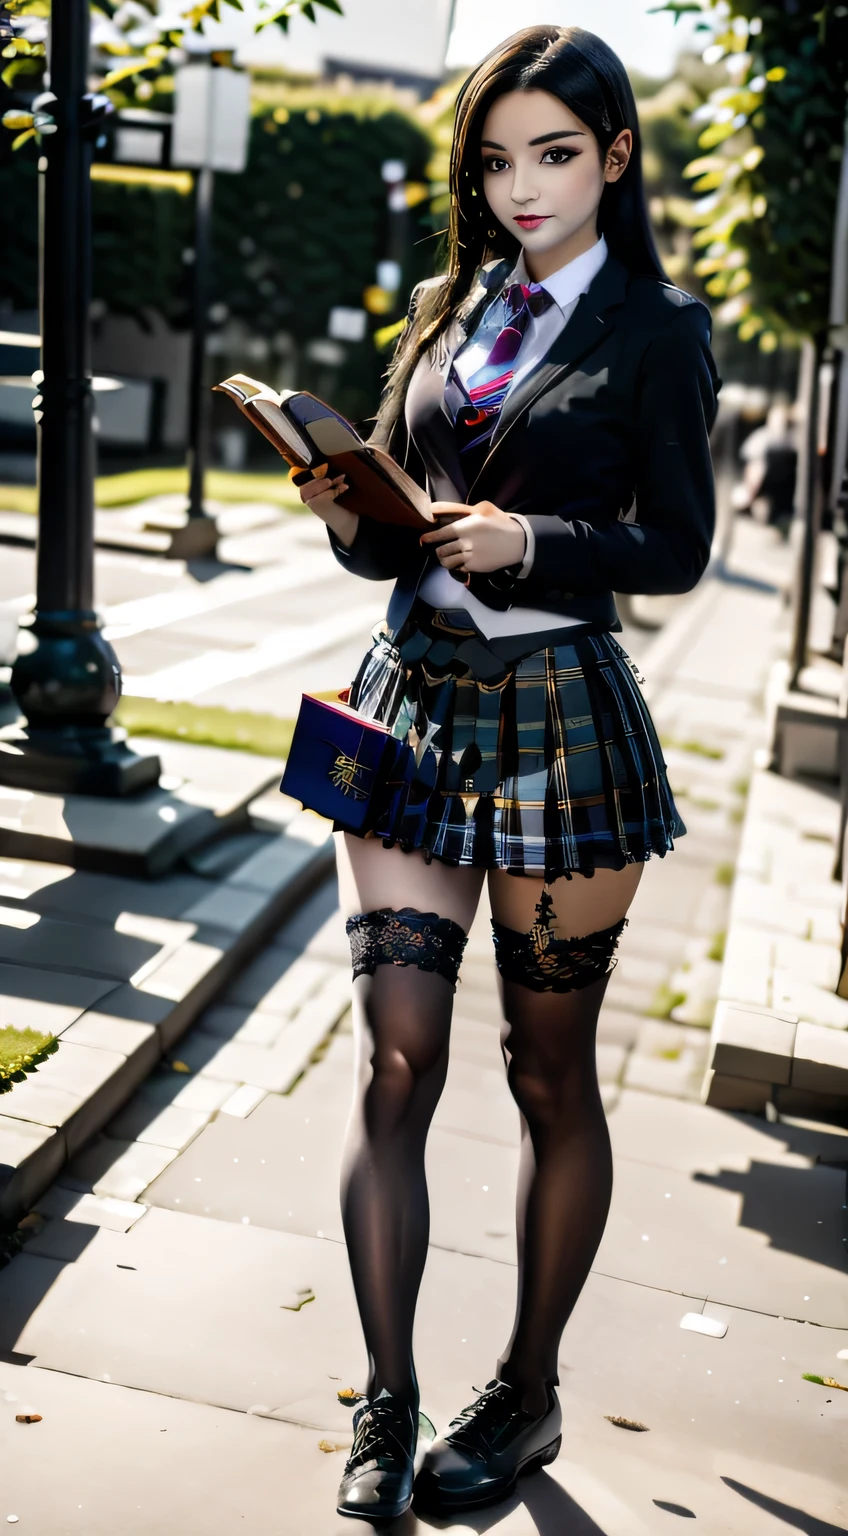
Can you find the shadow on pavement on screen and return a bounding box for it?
[411,1469,607,1533]
[721,1476,845,1534]
[713,564,780,595]
[185,556,252,581]
[0,1218,97,1357]
[692,1160,848,1272]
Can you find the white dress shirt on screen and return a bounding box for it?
[419,236,608,637]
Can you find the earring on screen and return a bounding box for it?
[487,228,497,239]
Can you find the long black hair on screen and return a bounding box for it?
[372,25,665,446]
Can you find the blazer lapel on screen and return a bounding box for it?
[469,256,630,495]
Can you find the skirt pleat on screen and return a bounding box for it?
[349,618,685,882]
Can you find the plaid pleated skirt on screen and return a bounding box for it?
[348,607,685,883]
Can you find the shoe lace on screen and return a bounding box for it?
[446,1381,520,1458]
[348,1400,410,1471]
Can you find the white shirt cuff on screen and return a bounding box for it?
[509,514,535,578]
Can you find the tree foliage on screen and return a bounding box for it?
[657,0,848,347]
[0,0,343,148]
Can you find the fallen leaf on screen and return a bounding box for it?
[802,1373,848,1392]
[280,1288,315,1312]
[337,1388,365,1404]
[318,1438,350,1453]
[171,1061,191,1073]
[605,1415,649,1432]
[15,1413,41,1424]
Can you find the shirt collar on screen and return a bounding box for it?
[511,235,608,313]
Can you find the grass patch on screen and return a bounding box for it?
[1,467,303,516]
[714,862,735,886]
[660,735,725,761]
[116,696,298,759]
[659,1047,682,1061]
[690,797,721,812]
[707,930,726,963]
[647,985,687,1020]
[0,484,38,514]
[0,1025,58,1094]
[731,776,751,797]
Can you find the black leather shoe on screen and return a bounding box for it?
[416,1379,561,1512]
[336,1390,418,1522]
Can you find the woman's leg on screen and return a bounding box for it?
[337,834,485,1409]
[488,864,644,1415]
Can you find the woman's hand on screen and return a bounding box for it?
[294,468,358,548]
[420,500,526,575]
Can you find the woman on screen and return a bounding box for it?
[297,24,719,1522]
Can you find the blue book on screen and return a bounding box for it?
[281,694,414,834]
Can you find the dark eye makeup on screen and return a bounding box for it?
[482,147,577,172]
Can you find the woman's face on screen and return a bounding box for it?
[479,89,631,276]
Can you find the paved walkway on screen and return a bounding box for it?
[1,520,846,1534]
[0,501,675,721]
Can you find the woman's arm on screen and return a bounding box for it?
[518,302,719,598]
[298,470,428,582]
[413,302,719,601]
[323,334,432,581]
[296,470,358,547]
[327,511,428,583]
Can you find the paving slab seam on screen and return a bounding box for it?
[700,1299,848,1329]
[3,524,846,1530]
[589,1267,707,1302]
[0,837,335,1224]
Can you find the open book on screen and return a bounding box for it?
[214,374,450,531]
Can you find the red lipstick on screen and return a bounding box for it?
[514,214,550,230]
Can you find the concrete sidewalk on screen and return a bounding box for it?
[0,520,846,1534]
[1,499,679,727]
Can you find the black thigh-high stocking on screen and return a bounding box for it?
[340,960,456,1411]
[496,971,614,1414]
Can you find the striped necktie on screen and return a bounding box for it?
[449,280,555,475]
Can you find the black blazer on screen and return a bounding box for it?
[330,254,720,641]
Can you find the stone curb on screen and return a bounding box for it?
[704,767,848,1114]
[0,827,335,1225]
[0,739,284,878]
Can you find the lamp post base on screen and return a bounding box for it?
[0,723,161,796]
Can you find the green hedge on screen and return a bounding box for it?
[0,82,436,420]
[213,87,434,343]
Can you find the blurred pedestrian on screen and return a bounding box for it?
[732,396,798,537]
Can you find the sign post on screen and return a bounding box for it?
[172,56,250,551]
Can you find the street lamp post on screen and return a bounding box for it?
[0,0,160,795]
